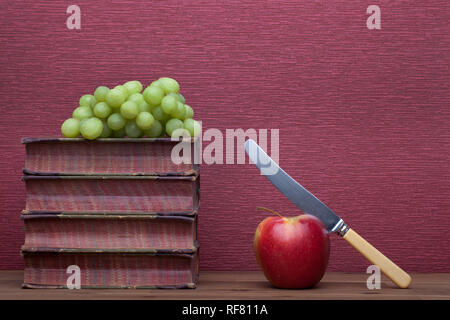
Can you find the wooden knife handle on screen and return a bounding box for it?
[343,228,412,288]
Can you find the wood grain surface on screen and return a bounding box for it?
[0,1,449,272]
[0,271,448,300]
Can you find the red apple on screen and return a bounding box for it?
[254,208,330,289]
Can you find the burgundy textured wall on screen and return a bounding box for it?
[0,1,449,272]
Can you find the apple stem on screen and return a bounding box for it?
[256,206,284,218]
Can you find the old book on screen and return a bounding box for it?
[23,175,199,214]
[22,249,199,289]
[22,212,197,251]
[22,138,199,176]
[21,137,201,289]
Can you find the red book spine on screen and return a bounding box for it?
[22,213,197,250]
[22,138,199,176]
[22,250,199,289]
[23,175,199,214]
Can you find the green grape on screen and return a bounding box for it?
[143,85,164,106]
[162,113,171,123]
[128,93,144,104]
[120,101,139,119]
[79,94,97,108]
[113,85,129,100]
[136,111,155,130]
[167,92,179,99]
[149,80,163,89]
[144,119,163,138]
[112,128,126,138]
[110,105,121,114]
[184,104,194,119]
[73,106,94,121]
[107,113,126,130]
[152,106,170,122]
[177,93,186,104]
[158,77,180,94]
[63,79,195,139]
[80,117,103,140]
[161,95,177,114]
[99,120,112,138]
[183,118,201,137]
[165,118,184,136]
[125,121,143,138]
[171,128,192,138]
[94,86,110,102]
[61,118,80,138]
[93,102,112,119]
[105,88,126,108]
[137,100,151,113]
[167,92,186,104]
[123,80,143,95]
[79,118,89,127]
[171,101,186,120]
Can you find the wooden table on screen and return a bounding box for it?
[0,271,448,300]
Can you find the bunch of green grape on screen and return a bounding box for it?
[61,78,201,140]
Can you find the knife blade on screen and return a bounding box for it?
[244,139,412,288]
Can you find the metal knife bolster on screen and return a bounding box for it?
[333,219,350,237]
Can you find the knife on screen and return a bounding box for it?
[244,139,411,288]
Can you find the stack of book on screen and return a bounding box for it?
[21,138,199,289]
